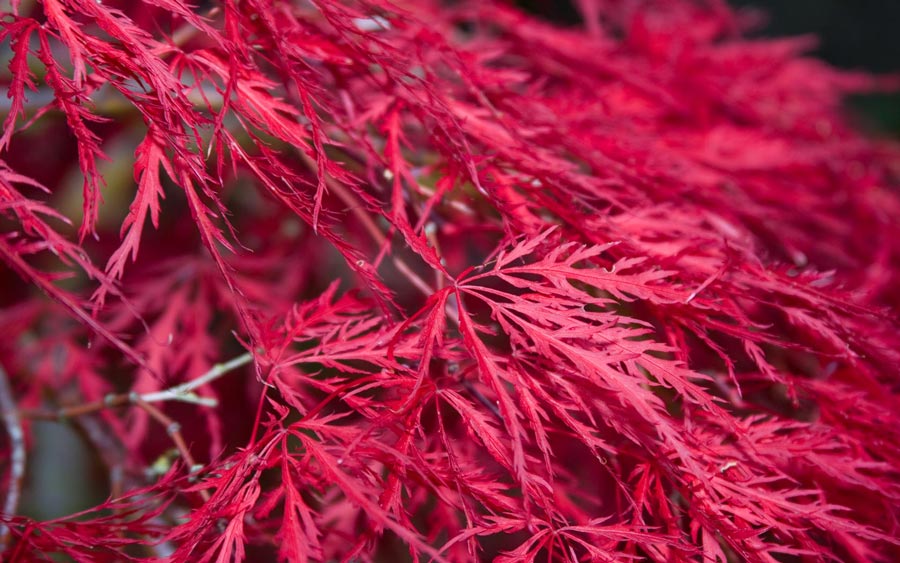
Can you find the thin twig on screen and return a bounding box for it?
[22,351,253,420]
[133,399,210,503]
[140,352,254,404]
[0,364,25,553]
[15,353,252,503]
[22,394,132,420]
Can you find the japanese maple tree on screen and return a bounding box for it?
[1,0,899,561]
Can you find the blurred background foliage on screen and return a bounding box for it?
[518,0,900,139]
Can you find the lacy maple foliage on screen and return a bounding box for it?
[1,0,899,561]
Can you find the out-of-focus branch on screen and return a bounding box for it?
[0,364,25,553]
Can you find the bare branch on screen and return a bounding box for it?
[133,399,210,503]
[140,352,254,405]
[22,351,255,421]
[0,364,25,553]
